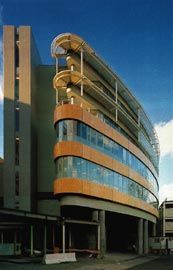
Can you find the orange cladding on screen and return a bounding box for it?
[54,141,156,197]
[54,104,158,180]
[54,178,158,218]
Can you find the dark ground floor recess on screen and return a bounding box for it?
[61,204,155,254]
[0,203,156,256]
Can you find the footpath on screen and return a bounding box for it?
[0,252,159,270]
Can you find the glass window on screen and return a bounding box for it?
[63,121,67,140]
[15,108,19,132]
[90,129,96,145]
[15,171,19,196]
[97,133,103,148]
[77,122,81,137]
[72,157,77,178]
[87,126,90,144]
[81,158,87,179]
[123,148,127,164]
[104,137,110,153]
[118,174,123,192]
[67,120,73,141]
[108,171,114,186]
[58,121,63,141]
[55,156,158,208]
[81,123,87,140]
[103,168,108,186]
[122,177,128,193]
[55,119,159,199]
[67,156,72,177]
[113,172,119,189]
[76,157,81,178]
[63,157,68,177]
[57,158,63,178]
[99,166,104,184]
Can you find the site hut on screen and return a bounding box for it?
[2,26,160,256]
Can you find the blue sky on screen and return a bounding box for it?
[0,0,173,203]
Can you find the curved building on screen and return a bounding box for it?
[51,33,159,255]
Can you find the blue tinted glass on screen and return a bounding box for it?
[91,129,96,145]
[56,120,158,195]
[98,133,103,148]
[56,157,158,208]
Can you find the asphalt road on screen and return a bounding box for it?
[128,255,173,270]
[0,255,172,270]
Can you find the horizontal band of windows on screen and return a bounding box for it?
[55,119,158,193]
[55,156,158,209]
[54,141,157,197]
[54,104,158,178]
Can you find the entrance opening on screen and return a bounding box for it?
[106,211,138,252]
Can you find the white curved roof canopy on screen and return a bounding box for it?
[51,33,160,172]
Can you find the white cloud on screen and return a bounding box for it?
[159,182,173,204]
[155,119,173,159]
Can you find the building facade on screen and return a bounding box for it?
[3,26,159,255]
[159,201,173,237]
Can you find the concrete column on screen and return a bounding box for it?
[30,225,34,256]
[62,223,65,253]
[43,224,47,255]
[99,210,106,257]
[52,225,55,249]
[92,210,99,222]
[144,220,149,254]
[152,223,156,237]
[138,218,143,255]
[97,225,100,252]
[14,231,17,255]
[69,228,72,249]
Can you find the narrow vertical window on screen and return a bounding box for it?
[15,137,19,165]
[15,171,19,196]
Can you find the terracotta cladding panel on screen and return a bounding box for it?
[54,104,158,179]
[54,104,83,124]
[54,141,154,193]
[54,178,158,217]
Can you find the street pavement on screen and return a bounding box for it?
[0,254,172,270]
[128,255,173,270]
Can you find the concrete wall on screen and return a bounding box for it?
[3,26,16,208]
[3,26,42,211]
[18,26,42,211]
[3,26,59,215]
[36,65,59,215]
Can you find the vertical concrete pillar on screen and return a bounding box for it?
[62,223,65,253]
[14,231,17,255]
[97,225,100,252]
[88,210,99,250]
[69,227,72,249]
[138,218,143,255]
[30,225,34,256]
[152,223,156,237]
[144,220,149,254]
[52,225,55,250]
[100,210,106,257]
[92,210,99,222]
[43,224,47,255]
